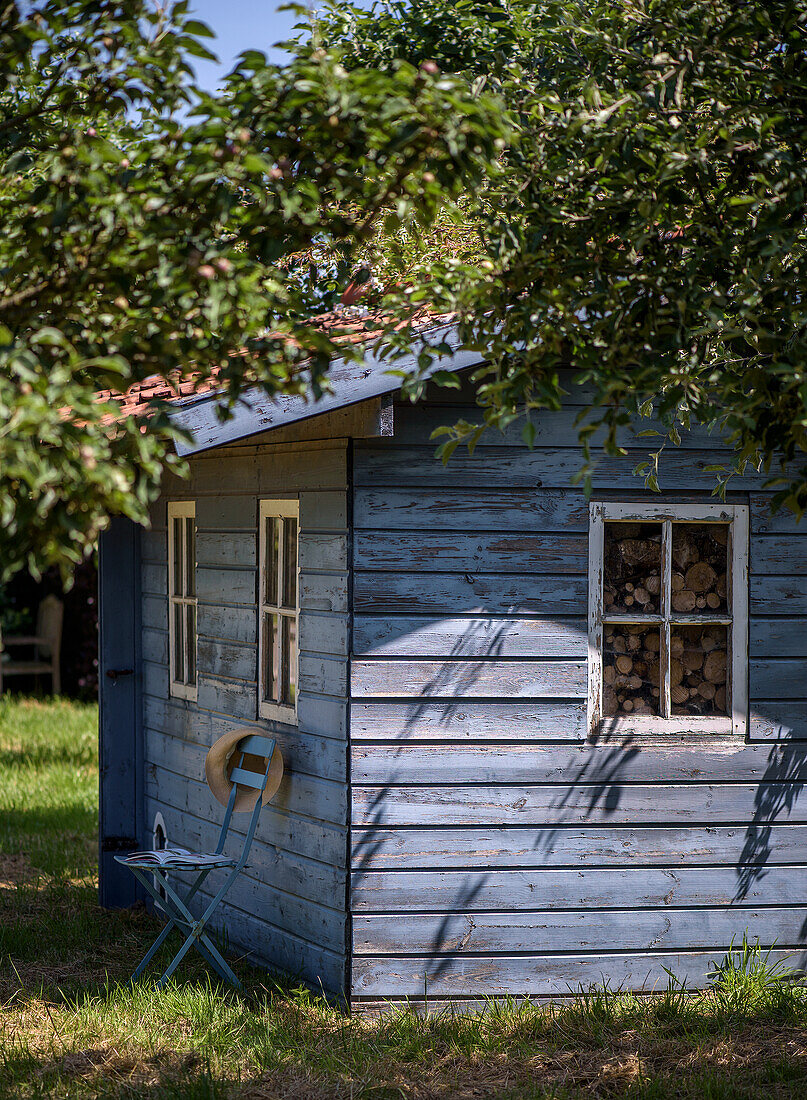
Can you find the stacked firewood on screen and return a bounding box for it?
[604,524,661,613]
[603,623,660,716]
[603,524,730,718]
[670,627,728,716]
[603,625,728,717]
[604,522,728,614]
[670,525,728,614]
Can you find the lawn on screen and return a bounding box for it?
[3,699,807,1099]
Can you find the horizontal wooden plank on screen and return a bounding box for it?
[145,788,346,868]
[354,489,589,533]
[351,948,807,999]
[181,444,346,495]
[198,604,256,646]
[142,595,166,633]
[351,783,807,827]
[353,616,588,659]
[197,638,256,682]
[749,619,807,658]
[750,659,807,699]
[349,701,587,741]
[392,404,733,451]
[751,496,807,534]
[196,566,256,606]
[142,659,169,699]
[353,532,587,574]
[241,396,387,450]
[351,824,807,870]
[350,866,807,912]
[751,576,807,615]
[299,532,348,572]
[350,743,801,786]
[196,674,256,720]
[147,751,346,829]
[142,626,168,666]
[751,535,807,575]
[354,907,807,956]
[299,490,347,532]
[353,573,588,616]
[354,446,772,491]
[141,562,166,596]
[750,703,807,741]
[300,653,348,698]
[297,692,348,740]
[350,660,587,700]
[141,529,167,564]
[143,697,346,783]
[196,530,255,569]
[196,495,257,530]
[299,611,349,658]
[299,571,348,614]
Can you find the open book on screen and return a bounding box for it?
[119,848,234,868]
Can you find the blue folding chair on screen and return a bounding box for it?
[115,733,278,991]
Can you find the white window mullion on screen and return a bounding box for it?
[168,501,197,701]
[729,506,749,738]
[660,519,672,719]
[259,500,299,724]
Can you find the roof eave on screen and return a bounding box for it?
[169,320,483,456]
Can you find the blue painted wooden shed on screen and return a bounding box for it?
[99,318,807,1011]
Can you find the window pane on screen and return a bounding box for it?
[264,518,279,606]
[671,625,728,716]
[282,517,298,610]
[173,602,185,683]
[281,614,297,706]
[263,612,279,702]
[671,524,728,614]
[603,623,660,717]
[186,603,196,686]
[604,523,663,614]
[185,517,195,597]
[172,517,183,598]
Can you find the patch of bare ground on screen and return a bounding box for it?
[0,853,46,891]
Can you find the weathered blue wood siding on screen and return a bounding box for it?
[349,380,807,1007]
[141,438,349,995]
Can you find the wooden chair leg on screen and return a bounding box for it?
[52,650,61,695]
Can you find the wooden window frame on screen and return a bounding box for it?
[588,501,749,737]
[167,500,197,702]
[258,499,300,724]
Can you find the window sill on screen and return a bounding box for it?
[170,682,198,702]
[258,702,298,725]
[594,714,743,738]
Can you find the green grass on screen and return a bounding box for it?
[3,698,807,1099]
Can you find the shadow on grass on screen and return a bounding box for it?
[0,867,279,1013]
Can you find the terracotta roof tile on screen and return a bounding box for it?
[100,307,453,423]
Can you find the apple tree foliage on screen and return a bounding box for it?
[0,0,504,578]
[315,0,807,511]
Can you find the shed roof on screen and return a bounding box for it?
[105,310,483,456]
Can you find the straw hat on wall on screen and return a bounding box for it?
[205,727,284,813]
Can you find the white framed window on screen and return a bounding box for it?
[588,502,748,737]
[258,499,299,722]
[167,501,197,701]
